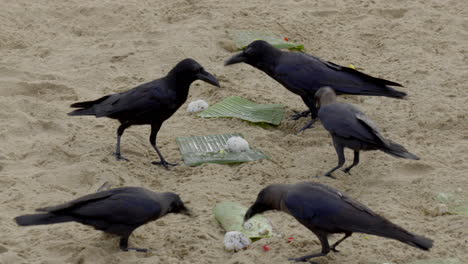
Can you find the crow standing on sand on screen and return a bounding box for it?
[316,87,419,178]
[225,40,406,132]
[68,58,220,168]
[15,187,190,252]
[244,182,433,263]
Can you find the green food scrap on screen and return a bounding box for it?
[176,133,268,166]
[434,192,468,216]
[198,96,285,125]
[214,201,273,240]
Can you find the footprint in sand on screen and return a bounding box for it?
[0,81,77,102]
[372,8,408,19]
[397,163,434,176]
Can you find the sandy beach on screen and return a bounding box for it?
[1,0,467,263]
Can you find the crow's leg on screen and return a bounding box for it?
[149,123,177,169]
[330,232,352,252]
[308,99,318,120]
[323,141,345,178]
[343,151,359,174]
[119,237,148,253]
[289,232,330,263]
[114,124,130,161]
[291,110,311,120]
[296,97,318,133]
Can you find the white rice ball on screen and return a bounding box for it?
[226,136,250,152]
[187,99,209,113]
[223,231,251,252]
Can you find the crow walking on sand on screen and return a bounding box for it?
[15,187,190,252]
[225,40,405,132]
[244,182,433,263]
[68,58,220,168]
[315,87,419,178]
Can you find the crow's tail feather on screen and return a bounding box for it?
[339,67,407,99]
[381,140,420,160]
[15,213,74,226]
[70,95,110,108]
[363,220,433,251]
[67,108,96,116]
[68,95,111,116]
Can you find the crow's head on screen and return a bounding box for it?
[244,184,288,223]
[165,192,191,216]
[225,40,279,70]
[170,58,220,87]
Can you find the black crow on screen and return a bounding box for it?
[316,87,419,178]
[68,58,220,168]
[225,40,405,132]
[15,187,190,252]
[244,182,433,263]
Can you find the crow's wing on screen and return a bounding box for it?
[274,52,404,98]
[284,183,387,234]
[318,102,385,145]
[354,112,388,143]
[70,193,162,225]
[92,79,172,118]
[36,189,119,213]
[36,187,161,224]
[285,182,432,250]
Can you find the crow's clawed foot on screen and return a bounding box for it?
[330,247,340,253]
[123,247,150,253]
[113,152,129,161]
[343,168,352,175]
[291,110,311,120]
[288,252,326,263]
[152,160,178,170]
[288,257,318,264]
[324,173,337,179]
[296,125,314,134]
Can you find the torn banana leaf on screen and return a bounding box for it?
[214,201,273,240]
[176,133,268,166]
[230,30,305,51]
[198,96,285,125]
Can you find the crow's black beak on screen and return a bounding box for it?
[225,52,247,66]
[197,70,220,87]
[243,206,255,224]
[180,206,192,217]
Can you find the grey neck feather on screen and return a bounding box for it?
[153,192,174,216]
[319,90,337,107]
[262,184,291,213]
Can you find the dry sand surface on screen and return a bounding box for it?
[1,0,467,263]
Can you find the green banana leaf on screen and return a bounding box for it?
[214,201,273,240]
[176,133,268,166]
[198,96,285,125]
[230,30,305,51]
[434,192,468,216]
